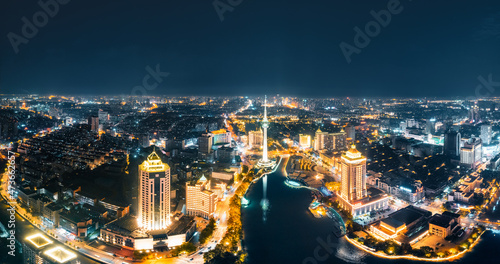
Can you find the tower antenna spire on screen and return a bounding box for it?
[264,95,267,120]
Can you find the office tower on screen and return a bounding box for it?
[186,175,217,219]
[425,119,436,135]
[139,133,150,148]
[98,109,109,124]
[340,145,367,202]
[138,150,171,230]
[249,129,263,148]
[444,130,461,158]
[406,119,418,128]
[88,116,99,133]
[481,124,492,145]
[469,104,480,123]
[460,138,482,167]
[198,132,213,154]
[314,128,329,151]
[345,125,356,141]
[217,146,236,163]
[211,129,231,145]
[299,134,311,149]
[330,129,347,151]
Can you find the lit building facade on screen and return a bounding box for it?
[211,129,231,145]
[186,175,222,219]
[460,138,482,168]
[330,130,347,151]
[249,129,263,148]
[314,128,329,151]
[299,134,311,149]
[340,145,367,201]
[481,124,492,145]
[138,151,171,230]
[337,145,388,217]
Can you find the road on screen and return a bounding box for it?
[0,168,130,264]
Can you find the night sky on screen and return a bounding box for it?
[1,0,500,97]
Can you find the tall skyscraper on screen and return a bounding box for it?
[425,119,436,135]
[138,150,171,230]
[329,129,347,151]
[336,144,388,217]
[198,132,213,154]
[88,116,99,133]
[314,128,329,151]
[444,130,461,158]
[345,125,356,141]
[340,145,367,202]
[460,138,482,168]
[481,124,492,145]
[469,104,480,123]
[98,109,109,124]
[299,134,311,149]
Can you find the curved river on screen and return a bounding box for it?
[241,159,500,264]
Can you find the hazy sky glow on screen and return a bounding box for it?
[1,0,500,97]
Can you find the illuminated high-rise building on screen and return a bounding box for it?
[299,134,311,149]
[337,145,388,217]
[481,124,492,145]
[186,175,225,219]
[460,138,482,168]
[330,129,347,151]
[340,145,367,201]
[249,129,263,148]
[211,129,231,145]
[138,150,171,230]
[314,128,329,151]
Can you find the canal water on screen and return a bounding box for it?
[241,167,500,264]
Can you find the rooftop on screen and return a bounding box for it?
[43,246,77,263]
[26,233,52,249]
[388,205,431,226]
[382,217,405,230]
